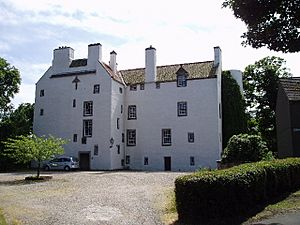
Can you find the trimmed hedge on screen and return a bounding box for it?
[175,158,300,223]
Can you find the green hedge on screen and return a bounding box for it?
[175,158,300,222]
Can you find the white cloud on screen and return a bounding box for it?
[2,0,300,107]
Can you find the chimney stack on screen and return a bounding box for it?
[52,46,74,73]
[88,43,102,67]
[109,50,117,73]
[145,45,157,83]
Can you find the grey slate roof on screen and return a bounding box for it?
[280,78,300,101]
[119,61,216,85]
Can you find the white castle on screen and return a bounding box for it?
[33,43,242,171]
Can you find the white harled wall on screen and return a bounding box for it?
[125,78,220,171]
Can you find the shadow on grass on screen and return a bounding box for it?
[169,192,293,225]
[0,176,52,186]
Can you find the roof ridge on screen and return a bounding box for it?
[120,60,214,72]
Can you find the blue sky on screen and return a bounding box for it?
[1,0,299,107]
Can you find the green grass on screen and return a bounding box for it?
[0,209,7,225]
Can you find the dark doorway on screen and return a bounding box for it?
[79,152,90,170]
[164,157,171,171]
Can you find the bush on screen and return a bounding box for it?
[221,133,272,163]
[175,158,300,223]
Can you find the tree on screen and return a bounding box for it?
[222,71,247,149]
[3,135,67,178]
[221,133,273,163]
[0,57,21,118]
[243,56,291,152]
[0,103,34,171]
[223,0,300,53]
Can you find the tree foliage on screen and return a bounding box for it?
[221,133,272,163]
[243,56,291,152]
[223,0,300,53]
[0,103,34,171]
[221,71,247,149]
[0,57,21,118]
[3,135,66,177]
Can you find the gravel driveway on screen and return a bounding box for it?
[0,171,186,225]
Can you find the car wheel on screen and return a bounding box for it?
[64,166,70,171]
[44,166,50,171]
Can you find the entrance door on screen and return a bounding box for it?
[164,157,171,171]
[79,152,90,170]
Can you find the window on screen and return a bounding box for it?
[128,105,137,120]
[73,134,77,142]
[188,132,194,143]
[127,129,136,146]
[94,145,99,155]
[190,156,195,166]
[81,137,87,144]
[121,105,123,114]
[40,89,44,97]
[122,133,124,143]
[83,101,93,116]
[117,145,120,154]
[140,84,145,90]
[40,109,44,116]
[130,85,137,91]
[119,87,123,94]
[117,118,120,129]
[162,129,171,146]
[93,84,100,94]
[144,157,148,165]
[121,159,125,166]
[177,101,187,117]
[177,75,187,87]
[83,119,93,137]
[73,99,76,108]
[156,82,160,89]
[126,155,130,164]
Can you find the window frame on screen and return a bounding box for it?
[177,74,187,87]
[40,109,44,116]
[144,157,148,165]
[188,132,194,143]
[93,84,100,94]
[83,101,93,116]
[73,134,77,142]
[127,129,136,146]
[190,156,195,166]
[40,89,45,97]
[128,105,137,120]
[94,144,99,156]
[156,82,160,89]
[130,85,137,91]
[126,155,130,164]
[177,101,187,117]
[83,119,93,137]
[162,129,172,146]
[140,84,145,90]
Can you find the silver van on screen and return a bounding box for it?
[44,156,79,171]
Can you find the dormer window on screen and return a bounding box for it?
[176,65,188,87]
[177,75,187,87]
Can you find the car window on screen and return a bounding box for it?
[72,157,79,162]
[64,158,71,162]
[52,158,60,162]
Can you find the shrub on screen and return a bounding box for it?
[221,133,272,163]
[175,158,300,223]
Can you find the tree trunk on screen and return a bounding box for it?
[37,160,40,178]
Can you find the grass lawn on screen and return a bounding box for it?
[162,189,300,225]
[0,209,7,225]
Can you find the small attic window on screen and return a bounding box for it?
[176,65,188,87]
